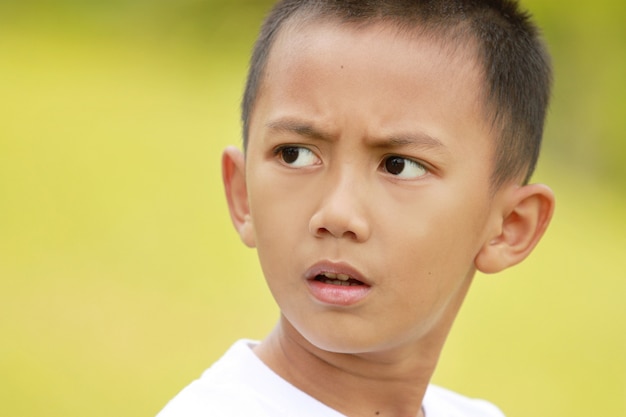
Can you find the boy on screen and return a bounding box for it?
[158,0,554,416]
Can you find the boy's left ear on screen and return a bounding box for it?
[475,183,555,274]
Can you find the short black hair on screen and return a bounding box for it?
[241,0,552,188]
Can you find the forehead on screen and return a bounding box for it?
[250,19,492,162]
[264,18,484,97]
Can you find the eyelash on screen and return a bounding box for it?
[273,145,320,167]
[380,155,428,179]
[273,146,430,179]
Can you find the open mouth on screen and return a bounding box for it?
[306,263,371,305]
[314,272,364,287]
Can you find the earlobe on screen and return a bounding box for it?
[475,183,555,274]
[222,146,256,248]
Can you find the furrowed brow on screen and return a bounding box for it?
[266,119,335,142]
[371,132,449,154]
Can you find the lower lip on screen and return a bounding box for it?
[306,279,371,306]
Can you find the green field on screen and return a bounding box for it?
[1,2,624,416]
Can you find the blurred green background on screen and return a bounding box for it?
[1,1,624,416]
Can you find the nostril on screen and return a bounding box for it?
[343,230,358,240]
[315,226,358,240]
[315,227,331,237]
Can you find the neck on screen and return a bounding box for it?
[255,317,448,417]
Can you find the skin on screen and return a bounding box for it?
[223,20,554,417]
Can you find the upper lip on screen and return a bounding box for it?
[304,261,371,286]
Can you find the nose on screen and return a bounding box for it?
[308,172,371,242]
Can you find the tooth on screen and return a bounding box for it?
[324,272,337,279]
[337,273,350,281]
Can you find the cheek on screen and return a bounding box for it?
[383,186,490,272]
[248,174,307,239]
[246,169,310,274]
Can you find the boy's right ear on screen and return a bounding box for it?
[222,146,256,248]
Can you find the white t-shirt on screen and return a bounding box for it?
[157,339,505,417]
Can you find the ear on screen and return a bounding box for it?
[475,183,555,274]
[222,146,256,248]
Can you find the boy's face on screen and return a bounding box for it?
[237,21,504,354]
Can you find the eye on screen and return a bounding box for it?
[276,146,320,168]
[382,156,427,179]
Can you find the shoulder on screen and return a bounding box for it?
[156,339,344,417]
[423,385,506,417]
[156,340,265,417]
[156,378,265,417]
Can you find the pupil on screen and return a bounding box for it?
[386,157,405,175]
[282,147,299,164]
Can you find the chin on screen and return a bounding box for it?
[298,327,389,355]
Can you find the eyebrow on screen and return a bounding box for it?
[266,118,448,154]
[266,119,336,142]
[378,133,449,154]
